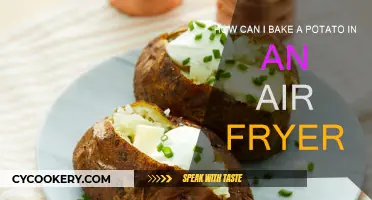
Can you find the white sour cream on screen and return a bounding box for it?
[166,20,286,111]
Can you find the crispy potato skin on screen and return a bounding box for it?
[134,27,299,161]
[73,119,253,200]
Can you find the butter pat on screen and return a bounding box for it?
[133,124,164,155]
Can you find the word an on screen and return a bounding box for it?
[257,84,313,111]
[261,44,308,71]
[227,124,344,151]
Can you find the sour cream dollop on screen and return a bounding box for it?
[166,20,287,111]
[150,126,230,198]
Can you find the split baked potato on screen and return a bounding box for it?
[73,101,253,200]
[134,20,299,161]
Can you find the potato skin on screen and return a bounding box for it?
[134,27,299,161]
[73,118,253,200]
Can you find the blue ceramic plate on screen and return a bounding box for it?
[37,49,366,200]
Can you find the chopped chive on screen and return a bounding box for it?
[220,71,231,79]
[182,57,190,66]
[208,25,217,31]
[278,189,293,197]
[203,55,213,63]
[188,21,194,31]
[215,29,223,35]
[269,67,276,75]
[206,77,215,85]
[246,94,257,104]
[259,75,268,82]
[215,69,223,80]
[194,153,202,163]
[161,135,168,142]
[307,162,314,172]
[193,145,204,154]
[157,143,164,152]
[263,172,273,179]
[225,59,236,65]
[195,33,203,41]
[195,21,206,28]
[253,176,259,185]
[237,63,248,71]
[127,135,134,143]
[162,146,173,158]
[252,77,263,86]
[80,193,90,200]
[209,33,216,41]
[220,33,227,45]
[212,49,221,59]
[252,75,268,86]
[295,140,299,147]
[148,117,154,122]
[164,127,172,133]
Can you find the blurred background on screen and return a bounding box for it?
[0,0,75,31]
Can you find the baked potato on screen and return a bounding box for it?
[73,101,253,200]
[134,20,299,161]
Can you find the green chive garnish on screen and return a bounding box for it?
[295,140,299,147]
[219,71,231,79]
[237,63,248,71]
[195,33,203,41]
[194,153,202,163]
[208,25,217,31]
[162,146,173,158]
[212,49,221,59]
[182,57,190,65]
[252,75,268,86]
[252,77,262,86]
[278,189,293,197]
[216,69,231,80]
[127,135,134,143]
[161,135,168,142]
[203,55,213,63]
[220,33,227,45]
[259,75,268,82]
[209,33,216,41]
[206,77,215,85]
[188,21,194,31]
[164,127,172,133]
[263,172,273,179]
[307,162,314,172]
[215,29,223,35]
[253,176,259,185]
[157,143,164,152]
[269,67,275,75]
[225,59,236,65]
[195,21,206,28]
[246,94,257,103]
[81,193,90,200]
[193,145,204,154]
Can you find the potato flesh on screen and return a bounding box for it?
[132,124,165,155]
[110,103,230,198]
